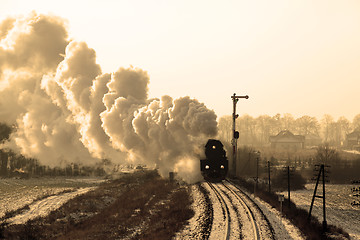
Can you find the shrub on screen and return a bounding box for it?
[272,169,306,191]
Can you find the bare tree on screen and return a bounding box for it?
[272,113,282,133]
[352,114,360,131]
[321,114,334,143]
[295,115,319,136]
[255,115,277,146]
[316,143,338,164]
[218,113,358,148]
[335,117,351,146]
[218,115,232,143]
[237,114,256,145]
[281,113,295,132]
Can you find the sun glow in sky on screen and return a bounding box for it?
[2,0,360,120]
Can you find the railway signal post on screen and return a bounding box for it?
[231,93,249,177]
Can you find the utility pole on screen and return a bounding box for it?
[268,160,271,192]
[308,164,329,232]
[231,93,249,177]
[287,166,291,207]
[253,151,260,197]
[282,166,294,207]
[256,151,260,191]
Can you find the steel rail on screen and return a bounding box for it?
[225,179,276,240]
[221,181,260,240]
[207,181,231,240]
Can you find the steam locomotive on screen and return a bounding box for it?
[200,139,228,181]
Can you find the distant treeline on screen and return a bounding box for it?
[218,113,360,147]
[0,122,107,178]
[216,112,360,184]
[0,150,107,178]
[233,143,360,184]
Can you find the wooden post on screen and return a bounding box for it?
[287,166,291,207]
[169,172,174,182]
[308,164,327,232]
[268,161,271,192]
[322,165,327,231]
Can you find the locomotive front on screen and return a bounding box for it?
[200,139,228,181]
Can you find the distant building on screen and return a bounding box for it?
[346,131,360,150]
[269,130,305,151]
[304,134,322,147]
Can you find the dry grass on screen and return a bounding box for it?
[1,170,194,240]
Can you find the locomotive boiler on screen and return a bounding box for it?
[200,139,228,181]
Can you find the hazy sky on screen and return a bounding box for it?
[2,0,360,121]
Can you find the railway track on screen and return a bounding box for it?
[205,180,275,240]
[206,182,231,240]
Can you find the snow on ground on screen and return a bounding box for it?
[8,187,95,225]
[282,184,360,240]
[176,182,305,240]
[174,184,211,240]
[217,183,252,239]
[249,193,305,240]
[0,179,72,218]
[342,150,360,155]
[223,182,274,239]
[0,177,103,224]
[226,182,304,240]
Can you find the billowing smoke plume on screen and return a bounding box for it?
[0,12,218,182]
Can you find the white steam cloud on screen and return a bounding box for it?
[0,12,218,183]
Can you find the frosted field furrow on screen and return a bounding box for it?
[9,187,95,225]
[0,177,104,220]
[281,184,360,240]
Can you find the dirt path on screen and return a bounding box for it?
[9,187,95,225]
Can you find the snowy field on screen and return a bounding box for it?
[282,184,360,240]
[0,177,104,220]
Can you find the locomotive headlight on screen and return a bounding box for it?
[212,145,216,149]
[220,165,224,169]
[205,165,210,169]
